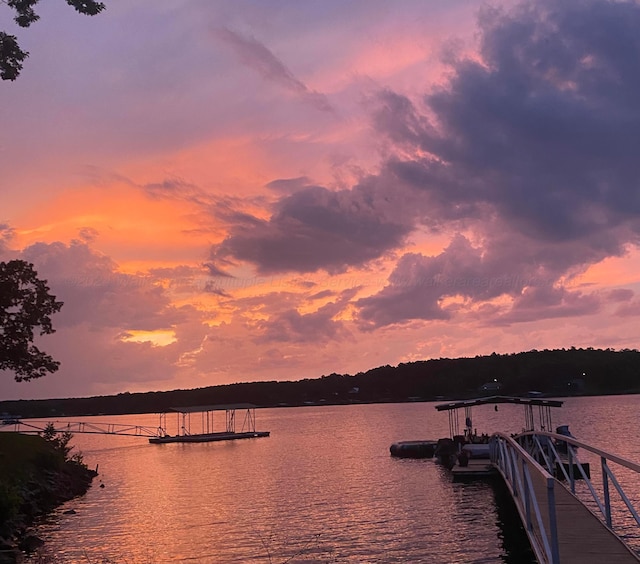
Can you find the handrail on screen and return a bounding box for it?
[491,432,560,564]
[518,431,640,474]
[516,430,640,549]
[0,419,161,437]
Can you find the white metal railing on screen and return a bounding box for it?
[490,433,560,564]
[0,419,161,437]
[518,431,640,535]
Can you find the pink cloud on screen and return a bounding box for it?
[4,0,640,401]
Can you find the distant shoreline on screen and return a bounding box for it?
[2,348,640,419]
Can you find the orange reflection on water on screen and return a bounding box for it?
[36,400,640,563]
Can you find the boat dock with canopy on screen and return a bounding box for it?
[429,396,640,563]
[433,395,567,478]
[149,403,270,444]
[435,395,564,440]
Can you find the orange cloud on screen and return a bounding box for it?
[13,183,216,271]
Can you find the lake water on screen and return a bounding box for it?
[24,395,640,563]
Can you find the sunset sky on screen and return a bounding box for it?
[3,0,640,401]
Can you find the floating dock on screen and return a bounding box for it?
[149,404,270,444]
[428,396,640,562]
[389,440,437,458]
[149,430,269,444]
[451,458,497,480]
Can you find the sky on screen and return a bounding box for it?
[2,0,640,401]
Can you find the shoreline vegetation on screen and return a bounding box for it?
[1,348,639,419]
[0,430,97,562]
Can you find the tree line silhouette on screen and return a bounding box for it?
[2,347,639,418]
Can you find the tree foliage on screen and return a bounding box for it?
[0,260,63,381]
[42,422,74,459]
[1,0,105,81]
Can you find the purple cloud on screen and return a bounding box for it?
[255,288,356,343]
[0,224,15,256]
[607,288,634,303]
[375,0,640,243]
[497,286,601,324]
[19,241,189,331]
[215,27,334,113]
[355,0,640,327]
[213,184,411,275]
[356,228,612,329]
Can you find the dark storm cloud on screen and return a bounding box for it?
[376,0,640,242]
[357,0,640,327]
[498,286,601,324]
[357,234,518,327]
[309,289,335,301]
[357,232,605,328]
[215,28,334,113]
[209,0,640,328]
[213,184,410,275]
[202,281,231,298]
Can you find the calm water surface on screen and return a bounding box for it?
[26,395,640,563]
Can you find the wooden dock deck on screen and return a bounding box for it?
[451,458,497,480]
[522,467,639,563]
[451,455,640,561]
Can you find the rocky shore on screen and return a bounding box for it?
[0,432,97,562]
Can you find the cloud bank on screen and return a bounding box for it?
[210,0,640,330]
[4,0,640,400]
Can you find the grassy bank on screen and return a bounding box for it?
[0,432,97,559]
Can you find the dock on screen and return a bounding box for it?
[451,458,497,480]
[527,467,639,563]
[1,403,271,446]
[149,430,269,444]
[494,431,640,562]
[150,404,270,444]
[429,396,640,562]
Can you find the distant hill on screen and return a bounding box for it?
[1,347,639,418]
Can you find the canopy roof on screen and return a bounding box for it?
[435,395,563,411]
[169,403,257,413]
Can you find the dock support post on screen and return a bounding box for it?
[226,409,236,433]
[523,459,532,531]
[546,477,560,564]
[568,446,575,493]
[602,457,612,528]
[510,450,518,497]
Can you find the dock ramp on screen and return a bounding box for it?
[491,432,640,563]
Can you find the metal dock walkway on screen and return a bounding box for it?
[527,469,638,563]
[0,404,270,445]
[435,396,640,563]
[492,431,640,563]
